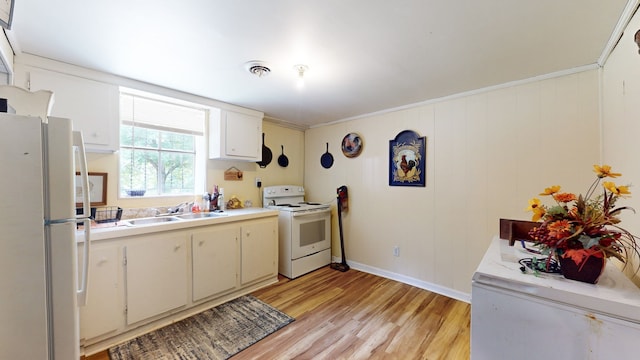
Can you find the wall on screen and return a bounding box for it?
[82,120,303,211]
[12,55,305,212]
[305,70,601,298]
[0,30,13,84]
[602,9,640,285]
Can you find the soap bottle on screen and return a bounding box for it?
[217,188,225,211]
[192,196,201,213]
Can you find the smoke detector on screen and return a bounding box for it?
[245,61,271,77]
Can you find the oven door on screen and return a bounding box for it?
[290,208,331,259]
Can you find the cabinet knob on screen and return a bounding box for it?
[199,240,204,246]
[174,244,182,251]
[245,231,251,237]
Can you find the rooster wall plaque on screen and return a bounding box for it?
[389,130,426,187]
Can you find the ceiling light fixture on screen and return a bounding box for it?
[245,61,271,77]
[294,64,308,89]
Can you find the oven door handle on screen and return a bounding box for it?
[291,208,331,217]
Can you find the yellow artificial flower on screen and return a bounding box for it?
[603,181,631,196]
[539,185,561,196]
[594,164,621,179]
[531,207,546,222]
[526,198,541,211]
[526,198,546,221]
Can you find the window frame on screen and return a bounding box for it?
[118,88,207,199]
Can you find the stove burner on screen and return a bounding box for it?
[299,201,322,205]
[276,204,301,208]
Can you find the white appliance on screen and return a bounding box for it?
[0,87,92,359]
[263,185,331,279]
[471,237,640,359]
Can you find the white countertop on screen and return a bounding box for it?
[473,236,640,323]
[76,207,279,242]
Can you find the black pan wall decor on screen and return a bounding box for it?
[256,133,272,168]
[321,142,334,169]
[278,145,289,167]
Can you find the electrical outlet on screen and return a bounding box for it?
[255,177,262,188]
[393,246,400,257]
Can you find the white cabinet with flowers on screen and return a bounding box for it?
[209,109,263,161]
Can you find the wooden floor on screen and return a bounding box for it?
[84,266,470,359]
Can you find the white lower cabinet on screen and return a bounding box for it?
[191,225,240,301]
[78,242,121,340]
[125,232,188,325]
[79,214,278,354]
[241,219,278,285]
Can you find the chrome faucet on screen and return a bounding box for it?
[169,202,193,213]
[157,202,193,216]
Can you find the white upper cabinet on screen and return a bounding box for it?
[29,69,120,152]
[209,108,262,161]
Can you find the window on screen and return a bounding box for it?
[119,89,206,197]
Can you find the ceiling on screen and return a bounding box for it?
[6,0,635,128]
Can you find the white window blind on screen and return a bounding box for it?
[120,92,205,135]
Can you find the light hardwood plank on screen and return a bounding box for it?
[84,266,470,360]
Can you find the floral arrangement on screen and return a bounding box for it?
[525,165,640,270]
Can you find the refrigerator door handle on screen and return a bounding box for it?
[44,217,91,306]
[74,132,91,219]
[73,131,91,306]
[77,218,91,306]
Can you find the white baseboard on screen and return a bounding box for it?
[331,257,471,303]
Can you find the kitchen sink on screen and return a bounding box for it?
[125,216,182,225]
[176,212,228,220]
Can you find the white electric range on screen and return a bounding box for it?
[263,185,332,278]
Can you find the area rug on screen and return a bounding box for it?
[109,295,294,360]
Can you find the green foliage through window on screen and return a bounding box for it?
[119,91,205,197]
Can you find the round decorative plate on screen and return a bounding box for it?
[341,132,363,158]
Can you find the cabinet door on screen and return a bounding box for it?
[78,243,122,340]
[209,109,262,161]
[29,69,120,152]
[241,218,278,285]
[125,233,188,325]
[225,111,261,158]
[191,225,239,301]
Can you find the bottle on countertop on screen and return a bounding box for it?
[201,193,210,212]
[217,188,225,211]
[192,196,201,213]
[210,185,219,211]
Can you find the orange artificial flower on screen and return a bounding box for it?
[547,220,572,239]
[553,192,577,203]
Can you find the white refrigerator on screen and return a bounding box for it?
[0,109,91,357]
[471,237,640,359]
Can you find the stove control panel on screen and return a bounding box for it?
[263,185,304,197]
